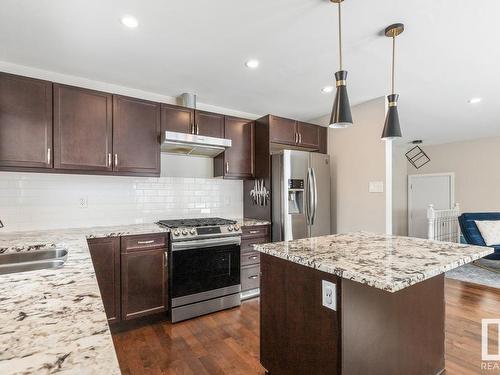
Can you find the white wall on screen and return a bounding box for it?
[392,144,408,236]
[408,136,500,213]
[313,97,388,234]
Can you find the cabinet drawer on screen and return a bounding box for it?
[241,251,261,267]
[242,225,269,239]
[241,236,269,253]
[241,264,260,291]
[121,234,167,253]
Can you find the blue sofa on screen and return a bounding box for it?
[458,213,500,260]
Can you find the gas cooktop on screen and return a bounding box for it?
[157,217,237,229]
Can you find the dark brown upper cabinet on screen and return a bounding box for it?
[215,116,254,179]
[0,73,53,169]
[318,126,328,154]
[267,115,323,151]
[269,115,297,146]
[296,121,319,149]
[54,84,113,171]
[113,95,161,176]
[160,105,224,138]
[161,103,194,134]
[195,110,224,138]
[87,237,121,324]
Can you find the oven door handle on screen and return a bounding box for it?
[171,236,241,251]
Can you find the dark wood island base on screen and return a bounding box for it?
[260,253,445,375]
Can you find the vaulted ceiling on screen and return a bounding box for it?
[1,0,498,144]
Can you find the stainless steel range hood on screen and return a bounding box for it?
[161,131,231,157]
[161,93,232,158]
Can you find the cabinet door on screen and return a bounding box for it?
[223,117,254,178]
[269,115,297,146]
[195,110,224,138]
[0,73,52,169]
[297,122,319,150]
[113,95,161,175]
[87,238,121,324]
[161,104,194,134]
[54,84,113,171]
[121,248,167,320]
[318,126,328,154]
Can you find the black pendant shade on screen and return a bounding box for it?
[381,94,401,139]
[329,70,353,128]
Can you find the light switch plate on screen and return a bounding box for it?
[369,181,384,193]
[322,280,336,311]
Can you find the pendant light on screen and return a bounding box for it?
[329,0,353,128]
[381,23,404,140]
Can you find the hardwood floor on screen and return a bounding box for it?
[113,279,500,375]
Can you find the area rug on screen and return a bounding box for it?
[446,258,500,289]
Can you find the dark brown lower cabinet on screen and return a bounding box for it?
[121,243,167,320]
[240,225,270,298]
[260,254,341,375]
[87,237,121,324]
[260,254,445,375]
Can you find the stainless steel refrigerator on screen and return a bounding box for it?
[271,150,331,241]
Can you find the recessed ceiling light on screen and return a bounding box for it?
[245,59,260,69]
[321,86,334,94]
[468,97,482,104]
[121,16,138,28]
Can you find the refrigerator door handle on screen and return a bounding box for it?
[305,168,310,225]
[310,167,318,225]
[306,167,315,225]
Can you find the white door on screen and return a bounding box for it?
[408,173,454,238]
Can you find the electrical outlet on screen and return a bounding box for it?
[79,196,88,209]
[322,280,336,311]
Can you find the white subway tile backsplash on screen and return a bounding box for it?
[0,172,243,232]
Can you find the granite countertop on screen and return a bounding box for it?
[0,223,169,375]
[254,231,493,293]
[0,218,270,374]
[239,218,271,227]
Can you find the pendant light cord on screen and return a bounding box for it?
[338,1,343,70]
[391,34,396,95]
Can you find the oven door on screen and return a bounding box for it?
[170,236,241,300]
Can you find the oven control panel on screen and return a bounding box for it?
[171,224,241,240]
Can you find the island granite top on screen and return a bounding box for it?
[254,231,493,293]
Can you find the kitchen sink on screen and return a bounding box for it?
[0,249,68,275]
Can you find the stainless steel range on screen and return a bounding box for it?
[158,218,242,323]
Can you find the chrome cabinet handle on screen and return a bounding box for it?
[196,123,199,135]
[108,153,111,167]
[249,256,258,260]
[249,230,260,234]
[226,162,229,173]
[137,240,155,244]
[47,148,51,164]
[299,133,302,144]
[248,275,258,280]
[114,154,118,167]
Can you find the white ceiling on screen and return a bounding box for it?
[1,0,499,145]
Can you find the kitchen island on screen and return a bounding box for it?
[254,232,493,375]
